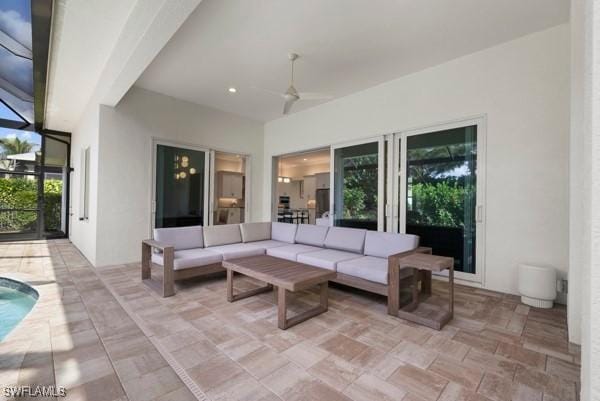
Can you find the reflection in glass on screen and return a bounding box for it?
[43,136,68,234]
[333,142,378,230]
[405,126,477,273]
[155,145,205,228]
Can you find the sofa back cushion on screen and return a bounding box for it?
[240,222,271,243]
[324,227,366,253]
[271,222,297,243]
[295,224,329,247]
[153,226,204,250]
[203,224,242,247]
[364,231,419,258]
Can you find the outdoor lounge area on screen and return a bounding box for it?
[1,0,599,401]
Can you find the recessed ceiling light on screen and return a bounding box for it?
[228,87,237,93]
[303,158,307,161]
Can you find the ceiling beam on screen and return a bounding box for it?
[91,0,202,108]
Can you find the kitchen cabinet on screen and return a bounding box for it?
[315,172,330,189]
[278,181,293,196]
[219,172,243,198]
[303,175,316,200]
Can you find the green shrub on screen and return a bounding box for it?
[0,177,63,232]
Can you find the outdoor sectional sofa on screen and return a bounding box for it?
[142,222,430,310]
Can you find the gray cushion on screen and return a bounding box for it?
[295,224,329,247]
[324,227,366,253]
[363,231,419,258]
[207,243,265,260]
[240,222,271,243]
[337,256,389,284]
[152,248,222,270]
[266,244,322,261]
[248,240,289,250]
[203,224,242,247]
[153,226,204,250]
[337,255,414,284]
[297,249,363,271]
[271,222,297,243]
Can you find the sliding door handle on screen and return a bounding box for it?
[476,205,484,222]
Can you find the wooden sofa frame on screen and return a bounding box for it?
[142,239,432,304]
[141,239,224,297]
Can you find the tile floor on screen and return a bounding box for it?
[1,240,581,401]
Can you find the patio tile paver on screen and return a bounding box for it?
[0,240,582,401]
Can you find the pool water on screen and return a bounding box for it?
[0,279,38,341]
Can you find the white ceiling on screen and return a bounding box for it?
[280,149,330,168]
[136,0,569,122]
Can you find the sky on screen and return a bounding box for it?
[0,126,41,152]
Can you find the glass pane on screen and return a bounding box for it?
[155,145,205,228]
[333,141,378,230]
[213,152,246,225]
[0,128,40,173]
[0,174,38,209]
[0,0,34,123]
[0,172,38,234]
[43,136,68,234]
[0,210,37,234]
[405,126,477,273]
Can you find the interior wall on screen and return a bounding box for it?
[263,24,570,297]
[93,87,264,266]
[68,101,100,265]
[280,162,330,179]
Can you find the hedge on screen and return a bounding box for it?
[0,177,63,233]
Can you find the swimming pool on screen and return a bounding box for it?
[0,278,38,341]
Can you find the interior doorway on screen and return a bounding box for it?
[273,148,330,225]
[210,151,248,225]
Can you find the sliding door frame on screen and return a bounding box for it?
[330,136,385,231]
[388,116,487,285]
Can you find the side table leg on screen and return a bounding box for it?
[387,260,400,316]
[227,269,234,302]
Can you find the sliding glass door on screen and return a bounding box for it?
[391,119,485,283]
[331,138,384,230]
[153,142,210,229]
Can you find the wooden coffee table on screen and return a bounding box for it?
[222,255,336,330]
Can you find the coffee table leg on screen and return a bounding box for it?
[278,287,287,329]
[273,285,278,304]
[320,282,328,310]
[278,282,329,330]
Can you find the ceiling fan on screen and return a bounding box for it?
[256,53,333,115]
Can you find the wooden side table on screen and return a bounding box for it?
[388,253,454,330]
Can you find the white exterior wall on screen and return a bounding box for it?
[69,87,264,267]
[263,25,570,297]
[69,102,100,265]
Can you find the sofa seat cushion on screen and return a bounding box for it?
[153,225,204,250]
[337,256,414,284]
[249,240,289,250]
[207,243,265,260]
[266,244,322,261]
[297,249,363,271]
[152,248,222,270]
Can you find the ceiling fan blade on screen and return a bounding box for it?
[298,92,333,100]
[283,97,297,114]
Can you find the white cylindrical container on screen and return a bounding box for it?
[518,264,557,308]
